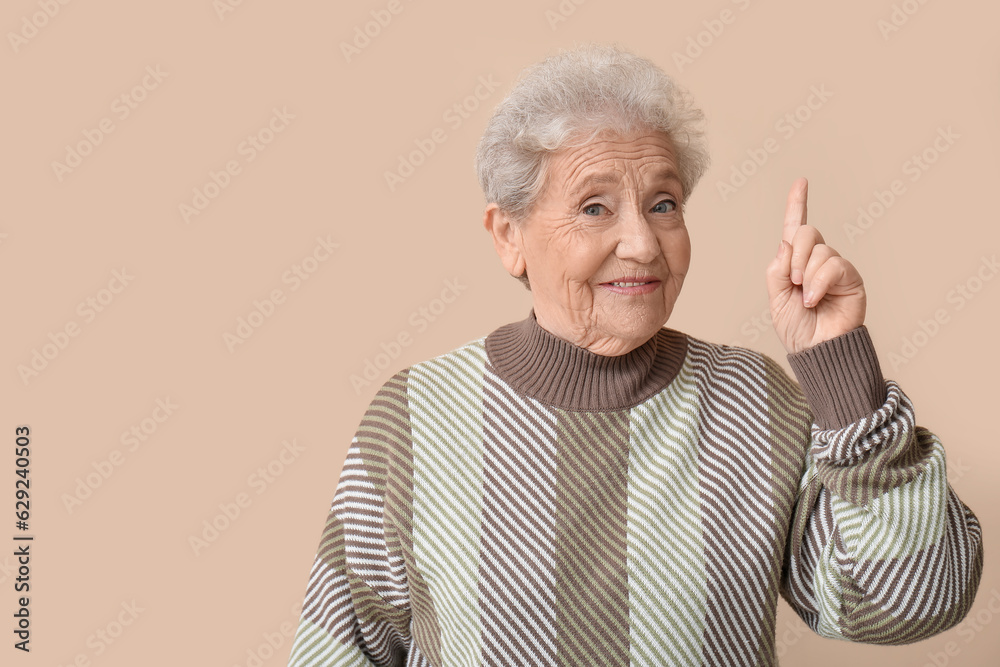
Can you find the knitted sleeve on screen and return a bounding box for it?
[287,373,412,666]
[776,325,983,643]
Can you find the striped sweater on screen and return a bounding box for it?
[288,309,983,666]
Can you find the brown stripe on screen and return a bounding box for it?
[304,519,355,639]
[757,355,814,664]
[479,369,559,664]
[378,370,445,666]
[689,344,788,666]
[301,374,416,663]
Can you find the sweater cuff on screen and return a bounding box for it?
[786,325,886,430]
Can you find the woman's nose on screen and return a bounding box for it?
[614,207,660,264]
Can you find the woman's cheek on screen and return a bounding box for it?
[661,228,691,266]
[562,238,608,280]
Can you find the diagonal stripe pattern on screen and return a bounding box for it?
[553,409,631,666]
[685,340,806,666]
[479,366,560,665]
[625,359,709,666]
[286,316,983,667]
[408,345,490,666]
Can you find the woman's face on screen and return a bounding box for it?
[509,130,691,356]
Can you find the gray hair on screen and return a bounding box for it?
[474,42,711,288]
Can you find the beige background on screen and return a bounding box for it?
[3,0,997,665]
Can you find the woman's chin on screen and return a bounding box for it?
[590,318,670,356]
[597,301,671,333]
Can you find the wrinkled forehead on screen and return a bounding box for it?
[548,133,683,197]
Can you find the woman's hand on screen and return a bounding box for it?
[765,177,867,355]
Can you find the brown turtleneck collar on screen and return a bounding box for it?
[484,309,689,411]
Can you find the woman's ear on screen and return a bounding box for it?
[483,203,527,279]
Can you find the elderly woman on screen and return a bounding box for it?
[287,44,982,666]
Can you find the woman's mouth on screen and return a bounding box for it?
[600,278,661,295]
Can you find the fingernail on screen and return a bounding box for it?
[791,269,802,285]
[803,290,813,306]
[776,241,784,259]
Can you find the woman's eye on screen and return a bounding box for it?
[652,199,677,214]
[583,203,606,216]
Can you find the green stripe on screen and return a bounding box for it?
[627,362,708,665]
[408,346,487,665]
[287,617,370,666]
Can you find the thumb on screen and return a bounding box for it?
[765,240,794,305]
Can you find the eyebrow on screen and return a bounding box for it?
[569,168,683,197]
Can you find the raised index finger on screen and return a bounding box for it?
[782,176,808,245]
